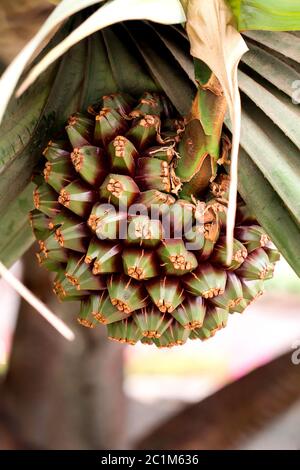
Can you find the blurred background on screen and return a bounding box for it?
[0,0,300,451]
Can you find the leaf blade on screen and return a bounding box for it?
[243,31,300,63]
[241,43,300,99]
[225,102,300,224]
[17,0,186,96]
[124,21,195,115]
[237,148,300,276]
[0,184,34,267]
[102,25,157,96]
[227,0,300,31]
[238,69,300,149]
[0,19,88,215]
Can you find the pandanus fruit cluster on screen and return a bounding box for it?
[30,92,279,347]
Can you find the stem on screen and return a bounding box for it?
[0,261,75,341]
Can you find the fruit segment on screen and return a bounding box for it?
[126,115,160,150]
[107,319,143,345]
[183,263,227,299]
[85,239,122,274]
[122,248,159,280]
[100,173,140,206]
[146,276,184,313]
[107,275,148,314]
[171,296,206,329]
[133,306,172,338]
[71,146,106,186]
[157,239,198,276]
[108,136,138,176]
[44,156,75,192]
[210,236,247,270]
[66,113,94,148]
[84,292,130,325]
[58,180,97,217]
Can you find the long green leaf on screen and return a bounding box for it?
[0,68,56,216]
[226,102,300,224]
[227,0,300,31]
[242,43,300,99]
[102,25,157,96]
[148,23,196,83]
[237,148,300,276]
[243,31,300,63]
[124,22,195,115]
[238,69,300,149]
[79,32,118,109]
[0,184,34,267]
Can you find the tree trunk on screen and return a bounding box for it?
[0,248,127,449]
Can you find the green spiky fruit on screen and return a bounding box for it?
[31,92,279,347]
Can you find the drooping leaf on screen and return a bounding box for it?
[17,0,186,96]
[80,32,118,109]
[179,0,189,14]
[185,0,248,262]
[225,90,300,276]
[226,28,300,278]
[147,22,195,83]
[227,100,300,225]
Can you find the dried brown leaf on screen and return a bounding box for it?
[185,0,248,262]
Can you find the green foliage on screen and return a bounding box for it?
[0,184,35,268]
[236,148,300,277]
[227,0,300,31]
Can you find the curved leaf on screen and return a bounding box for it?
[17,0,186,96]
[102,25,157,96]
[79,32,118,109]
[148,22,195,83]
